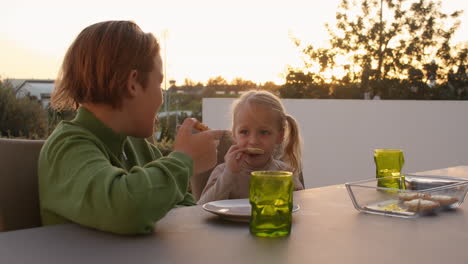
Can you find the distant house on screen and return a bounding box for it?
[6,79,54,108]
[168,83,244,96]
[213,85,244,95]
[168,85,204,95]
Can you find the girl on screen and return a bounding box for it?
[38,21,223,235]
[198,90,304,204]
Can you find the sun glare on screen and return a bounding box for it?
[0,0,466,83]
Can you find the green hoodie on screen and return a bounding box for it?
[38,107,195,235]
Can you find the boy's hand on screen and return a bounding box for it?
[173,118,224,175]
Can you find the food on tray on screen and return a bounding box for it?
[404,199,440,212]
[399,192,459,208]
[398,192,430,201]
[346,174,468,218]
[245,148,265,155]
[425,195,459,206]
[194,121,210,131]
[377,202,407,212]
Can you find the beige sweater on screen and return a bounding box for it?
[198,159,304,204]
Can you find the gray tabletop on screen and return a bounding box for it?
[1,166,468,264]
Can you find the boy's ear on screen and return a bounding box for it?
[127,70,140,97]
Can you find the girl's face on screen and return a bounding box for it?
[232,103,284,168]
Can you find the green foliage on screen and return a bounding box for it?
[285,0,467,99]
[333,83,362,99]
[47,108,76,134]
[231,77,257,88]
[206,76,228,86]
[279,70,331,98]
[154,137,174,156]
[261,81,281,95]
[0,80,48,139]
[279,67,468,100]
[157,111,202,142]
[294,0,465,79]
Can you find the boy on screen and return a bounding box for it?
[39,21,223,235]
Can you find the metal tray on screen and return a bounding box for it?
[345,174,468,218]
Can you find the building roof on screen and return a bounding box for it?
[6,79,54,99]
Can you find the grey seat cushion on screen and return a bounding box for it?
[0,138,44,231]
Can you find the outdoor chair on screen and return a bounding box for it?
[0,138,45,232]
[190,131,235,200]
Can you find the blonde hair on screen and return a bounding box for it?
[52,20,160,111]
[231,90,303,174]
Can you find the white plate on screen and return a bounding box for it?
[202,198,300,223]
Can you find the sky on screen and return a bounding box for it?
[1,0,467,86]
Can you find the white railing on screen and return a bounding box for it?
[203,98,468,188]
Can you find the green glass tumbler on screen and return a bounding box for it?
[249,171,293,237]
[374,149,405,189]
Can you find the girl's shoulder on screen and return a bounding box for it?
[208,162,228,177]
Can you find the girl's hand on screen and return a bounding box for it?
[224,145,247,173]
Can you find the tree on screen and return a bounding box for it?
[261,81,281,94]
[202,85,217,98]
[279,70,330,98]
[447,49,468,98]
[206,76,228,86]
[295,0,464,84]
[183,78,197,86]
[0,80,48,138]
[230,78,257,91]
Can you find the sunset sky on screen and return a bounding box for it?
[1,0,466,86]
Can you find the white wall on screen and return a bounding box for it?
[203,98,468,188]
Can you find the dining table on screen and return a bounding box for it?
[1,166,468,264]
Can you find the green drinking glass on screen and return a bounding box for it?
[374,149,405,189]
[249,171,293,237]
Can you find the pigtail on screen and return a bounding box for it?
[283,114,303,175]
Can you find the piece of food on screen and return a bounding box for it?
[398,192,430,201]
[404,199,440,212]
[245,148,265,155]
[194,121,210,131]
[425,195,459,207]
